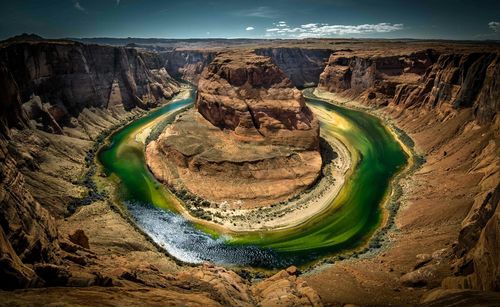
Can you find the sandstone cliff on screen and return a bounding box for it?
[314,48,499,305]
[255,47,331,87]
[163,50,216,84]
[163,47,331,88]
[147,51,322,207]
[392,52,499,124]
[0,40,180,134]
[318,49,438,103]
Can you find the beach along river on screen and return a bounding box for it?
[97,88,408,269]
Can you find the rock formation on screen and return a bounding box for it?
[147,51,322,207]
[162,47,331,88]
[255,47,332,87]
[314,47,499,305]
[0,39,180,134]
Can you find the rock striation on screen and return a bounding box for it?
[147,51,322,207]
[196,51,320,150]
[255,47,332,87]
[315,47,499,305]
[0,39,180,134]
[392,52,500,124]
[163,50,216,84]
[318,49,438,103]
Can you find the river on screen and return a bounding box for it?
[97,88,408,269]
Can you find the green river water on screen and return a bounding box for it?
[98,88,408,269]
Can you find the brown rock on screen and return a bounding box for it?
[253,268,322,306]
[196,51,320,150]
[286,265,298,275]
[147,51,322,207]
[68,229,90,249]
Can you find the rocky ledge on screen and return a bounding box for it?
[146,51,322,208]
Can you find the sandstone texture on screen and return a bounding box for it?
[163,50,216,84]
[310,47,499,305]
[1,35,499,306]
[0,39,180,135]
[255,47,331,87]
[147,51,322,207]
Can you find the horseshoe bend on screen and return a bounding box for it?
[1,8,500,307]
[146,51,323,211]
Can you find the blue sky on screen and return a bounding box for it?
[1,0,499,40]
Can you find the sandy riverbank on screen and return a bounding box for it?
[136,111,352,232]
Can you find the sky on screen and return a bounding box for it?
[0,0,499,40]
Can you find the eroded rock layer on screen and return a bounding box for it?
[312,48,499,305]
[147,51,322,207]
[0,39,180,134]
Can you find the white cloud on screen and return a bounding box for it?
[265,22,404,38]
[301,23,318,29]
[489,21,500,32]
[73,1,86,12]
[246,26,255,31]
[238,6,277,18]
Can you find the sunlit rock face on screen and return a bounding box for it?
[147,51,322,208]
[196,51,320,150]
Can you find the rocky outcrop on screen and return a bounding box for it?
[147,51,322,207]
[393,52,500,124]
[319,49,438,99]
[315,48,499,305]
[255,48,331,87]
[0,263,323,306]
[196,51,319,150]
[443,184,500,291]
[0,40,180,134]
[0,134,60,289]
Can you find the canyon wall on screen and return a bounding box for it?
[315,49,499,304]
[162,47,331,88]
[162,50,216,84]
[318,49,439,103]
[0,40,180,134]
[255,47,331,87]
[0,39,181,288]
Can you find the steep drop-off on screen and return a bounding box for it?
[162,47,331,88]
[255,47,331,87]
[0,40,180,134]
[311,49,499,305]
